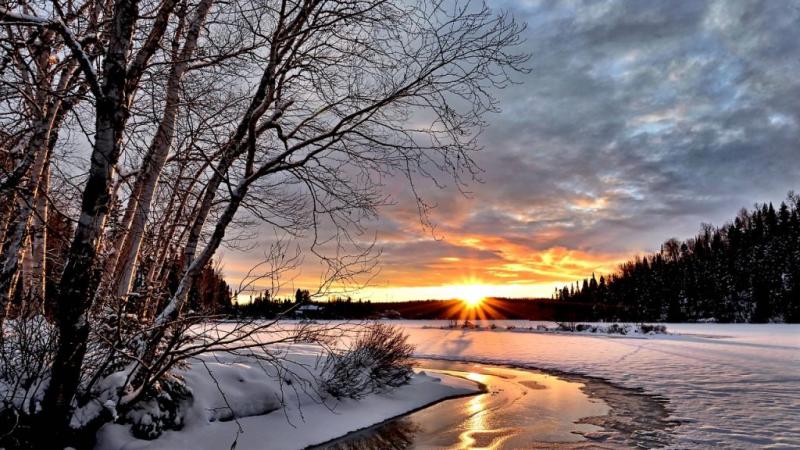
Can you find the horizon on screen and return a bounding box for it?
[1,1,797,448]
[221,0,800,302]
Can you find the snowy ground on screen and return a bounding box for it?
[95,322,798,449]
[400,321,800,449]
[95,343,479,450]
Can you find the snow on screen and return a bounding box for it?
[95,343,478,450]
[94,322,799,449]
[398,321,800,449]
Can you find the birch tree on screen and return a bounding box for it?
[0,5,88,322]
[1,0,527,446]
[108,0,214,298]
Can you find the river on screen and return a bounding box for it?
[313,359,676,449]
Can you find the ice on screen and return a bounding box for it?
[400,321,800,448]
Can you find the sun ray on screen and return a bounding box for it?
[450,283,490,309]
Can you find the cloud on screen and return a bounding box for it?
[226,0,800,300]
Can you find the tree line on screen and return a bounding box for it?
[555,193,800,323]
[229,290,378,319]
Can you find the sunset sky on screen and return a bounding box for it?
[225,0,800,302]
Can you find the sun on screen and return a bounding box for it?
[462,294,484,307]
[451,284,489,308]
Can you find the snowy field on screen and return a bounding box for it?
[95,322,798,449]
[400,321,800,449]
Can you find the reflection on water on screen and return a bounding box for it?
[315,359,675,450]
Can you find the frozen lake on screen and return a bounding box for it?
[320,358,675,449]
[394,321,800,448]
[95,321,799,449]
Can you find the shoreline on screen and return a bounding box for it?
[316,358,676,449]
[306,371,487,449]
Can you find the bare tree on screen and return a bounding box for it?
[1,0,526,446]
[108,0,214,298]
[0,15,83,320]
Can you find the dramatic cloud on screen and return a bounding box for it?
[227,0,800,300]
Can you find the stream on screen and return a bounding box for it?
[314,359,676,449]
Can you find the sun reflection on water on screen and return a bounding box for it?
[319,360,668,450]
[457,371,517,450]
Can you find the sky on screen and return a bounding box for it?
[225,0,800,302]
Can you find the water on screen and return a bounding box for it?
[315,359,675,449]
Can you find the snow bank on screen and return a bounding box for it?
[95,344,479,450]
[400,321,800,448]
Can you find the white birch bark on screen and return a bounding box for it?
[29,164,49,307]
[112,0,214,297]
[20,163,48,308]
[0,121,53,318]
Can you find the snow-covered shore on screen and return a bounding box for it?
[94,322,798,449]
[401,321,800,448]
[95,344,479,450]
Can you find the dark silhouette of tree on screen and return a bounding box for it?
[295,289,311,304]
[189,262,232,314]
[557,193,800,323]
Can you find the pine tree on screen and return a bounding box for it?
[555,193,800,323]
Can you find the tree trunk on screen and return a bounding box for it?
[113,0,214,297]
[128,181,248,396]
[147,162,209,287]
[0,120,52,321]
[98,160,147,294]
[39,0,141,440]
[29,164,49,312]
[1,58,79,321]
[20,160,48,311]
[161,184,246,323]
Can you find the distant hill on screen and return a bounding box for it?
[230,296,596,321]
[365,297,583,320]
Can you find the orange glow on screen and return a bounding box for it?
[451,284,490,307]
[222,203,634,301]
[572,196,608,210]
[463,295,483,308]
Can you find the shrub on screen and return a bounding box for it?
[321,323,414,399]
[640,324,667,334]
[606,323,631,335]
[125,378,190,439]
[556,322,576,331]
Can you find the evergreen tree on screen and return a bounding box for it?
[556,193,800,323]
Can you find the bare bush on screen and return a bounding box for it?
[640,324,668,334]
[0,316,56,446]
[322,323,414,400]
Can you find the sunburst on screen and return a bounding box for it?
[450,284,490,308]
